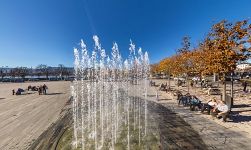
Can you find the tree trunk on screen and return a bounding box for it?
[222,73,226,102]
[187,76,189,93]
[213,73,217,82]
[46,72,49,80]
[168,74,171,88]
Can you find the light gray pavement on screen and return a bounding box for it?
[149,79,251,149]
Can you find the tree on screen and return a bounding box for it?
[202,20,251,101]
[176,36,194,91]
[59,64,67,79]
[155,19,251,100]
[36,64,51,80]
[177,36,191,54]
[150,64,160,75]
[18,67,29,79]
[9,67,28,79]
[0,69,5,80]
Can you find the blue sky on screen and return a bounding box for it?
[0,0,251,67]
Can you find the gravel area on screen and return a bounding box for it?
[0,81,71,150]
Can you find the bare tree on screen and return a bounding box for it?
[10,67,29,80]
[18,67,29,79]
[36,64,51,80]
[0,69,5,80]
[9,68,17,78]
[58,64,68,80]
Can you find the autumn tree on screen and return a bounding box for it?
[202,20,251,101]
[154,19,251,100]
[177,36,191,54]
[150,64,160,75]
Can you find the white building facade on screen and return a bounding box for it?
[236,63,251,70]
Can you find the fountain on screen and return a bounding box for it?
[28,36,208,150]
[71,35,153,149]
[71,35,152,149]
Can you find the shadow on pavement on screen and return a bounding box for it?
[46,93,64,95]
[147,101,208,150]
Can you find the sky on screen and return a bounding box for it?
[0,0,251,67]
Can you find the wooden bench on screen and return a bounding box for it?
[208,88,221,95]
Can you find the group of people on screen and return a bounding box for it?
[201,98,229,121]
[12,84,48,95]
[177,93,229,122]
[12,88,24,95]
[149,80,156,86]
[37,84,48,95]
[159,83,171,92]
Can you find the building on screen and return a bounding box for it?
[236,63,251,70]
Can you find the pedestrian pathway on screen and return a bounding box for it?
[147,85,251,150]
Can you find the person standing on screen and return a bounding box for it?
[243,81,248,92]
[38,86,42,95]
[43,84,48,95]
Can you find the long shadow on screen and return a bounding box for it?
[158,98,172,101]
[0,98,5,100]
[46,93,64,95]
[229,115,251,123]
[147,101,208,150]
[23,92,36,95]
[232,104,251,108]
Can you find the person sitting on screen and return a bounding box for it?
[212,100,229,122]
[189,95,202,111]
[190,80,194,87]
[12,89,15,95]
[150,80,153,86]
[177,80,182,87]
[201,97,218,115]
[178,93,191,106]
[159,83,165,91]
[28,85,32,91]
[32,86,38,91]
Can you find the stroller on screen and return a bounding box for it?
[16,88,25,95]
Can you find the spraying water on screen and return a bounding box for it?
[72,35,150,149]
